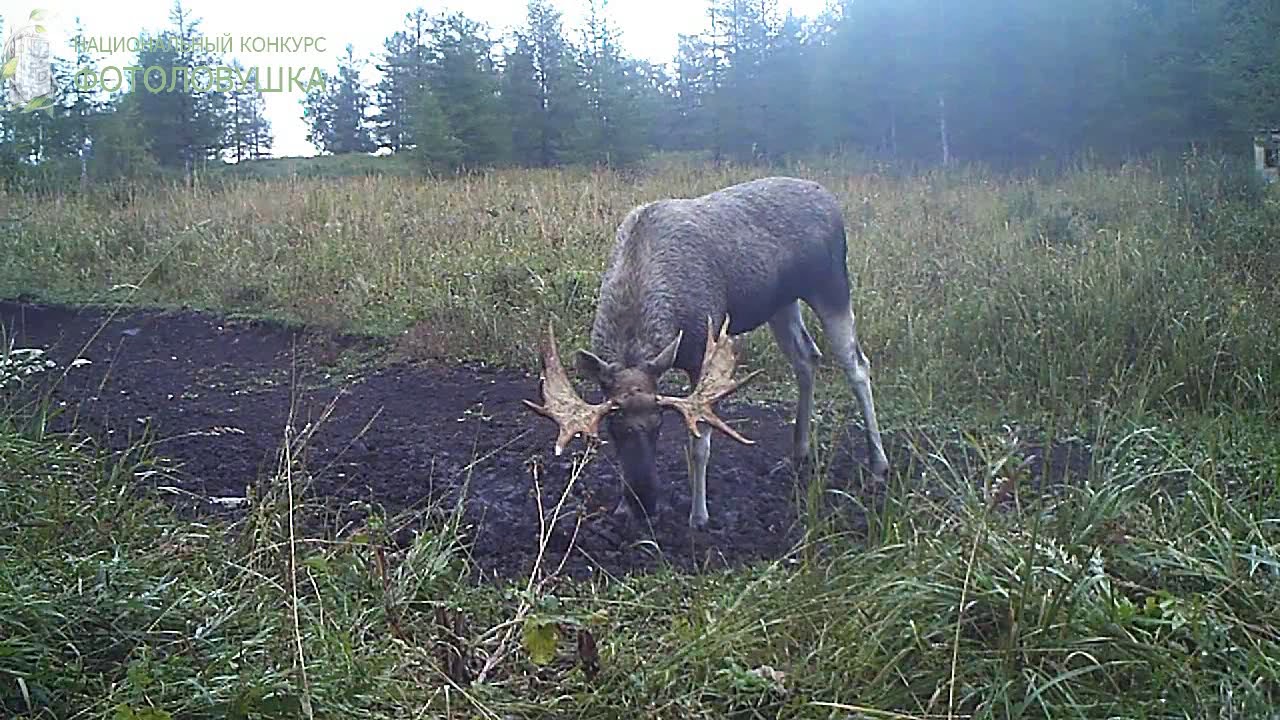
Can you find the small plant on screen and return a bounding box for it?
[0,341,92,391]
[0,346,55,388]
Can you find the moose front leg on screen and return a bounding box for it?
[686,422,712,529]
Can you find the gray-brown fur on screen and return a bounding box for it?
[572,175,889,528]
[589,176,851,382]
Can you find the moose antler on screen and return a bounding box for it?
[657,315,762,445]
[522,322,617,456]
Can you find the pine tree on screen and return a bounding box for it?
[1217,0,1280,134]
[373,9,432,152]
[428,12,510,167]
[0,15,106,180]
[304,44,375,154]
[409,86,462,170]
[374,31,414,152]
[709,0,775,161]
[666,34,715,152]
[132,1,232,178]
[330,44,375,154]
[89,92,161,181]
[502,0,584,167]
[756,10,812,160]
[567,0,651,166]
[500,37,542,166]
[62,17,107,161]
[301,81,333,153]
[227,60,272,162]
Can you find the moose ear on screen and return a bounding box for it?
[644,331,682,378]
[575,349,617,386]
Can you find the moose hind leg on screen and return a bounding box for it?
[686,423,712,529]
[768,301,821,466]
[814,300,889,479]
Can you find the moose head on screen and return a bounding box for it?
[523,315,761,520]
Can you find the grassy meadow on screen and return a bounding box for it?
[2,152,1280,718]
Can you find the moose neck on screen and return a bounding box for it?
[591,291,683,370]
[589,258,704,378]
[590,202,731,383]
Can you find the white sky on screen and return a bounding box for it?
[2,0,828,157]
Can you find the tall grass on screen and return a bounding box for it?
[2,364,1277,717]
[2,154,1279,717]
[2,153,1277,426]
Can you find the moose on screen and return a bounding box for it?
[523,176,889,529]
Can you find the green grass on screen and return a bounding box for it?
[1,151,1276,427]
[2,369,1277,718]
[2,153,1279,717]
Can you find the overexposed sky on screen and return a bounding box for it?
[2,0,828,157]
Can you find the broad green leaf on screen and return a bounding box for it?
[1,57,18,80]
[521,617,559,665]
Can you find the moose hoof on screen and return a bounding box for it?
[688,511,709,530]
[863,462,889,491]
[615,497,665,529]
[611,500,639,527]
[870,458,889,481]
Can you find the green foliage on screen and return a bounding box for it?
[131,2,234,170]
[407,87,462,171]
[4,156,1275,424]
[564,0,657,167]
[211,152,419,181]
[0,2,279,192]
[369,10,511,168]
[88,93,162,182]
[372,8,432,153]
[502,0,589,167]
[1,361,1277,717]
[304,44,376,155]
[520,616,560,665]
[4,0,1280,187]
[427,13,511,168]
[226,60,272,162]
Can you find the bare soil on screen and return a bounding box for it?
[1,300,1091,580]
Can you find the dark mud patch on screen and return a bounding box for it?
[1,300,1093,581]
